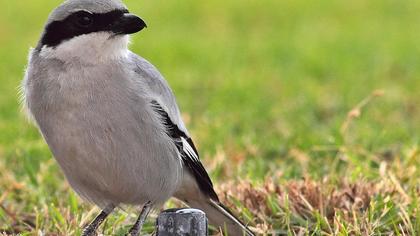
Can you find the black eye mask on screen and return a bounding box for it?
[39,9,129,48]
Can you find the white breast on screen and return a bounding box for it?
[40,32,130,64]
[24,52,183,208]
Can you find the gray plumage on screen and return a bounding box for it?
[22,0,254,235]
[47,0,127,22]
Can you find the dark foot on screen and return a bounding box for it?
[82,205,115,236]
[82,223,98,236]
[126,201,153,236]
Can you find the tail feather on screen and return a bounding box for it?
[188,199,255,236]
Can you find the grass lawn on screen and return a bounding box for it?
[1,0,420,235]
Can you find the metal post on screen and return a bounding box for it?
[156,208,208,236]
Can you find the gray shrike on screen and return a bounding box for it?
[22,0,254,235]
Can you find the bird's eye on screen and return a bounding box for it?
[75,11,93,27]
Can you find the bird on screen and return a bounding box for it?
[22,0,255,235]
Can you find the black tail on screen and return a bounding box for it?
[187,198,255,236]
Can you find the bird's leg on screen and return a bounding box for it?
[127,201,153,236]
[82,204,115,236]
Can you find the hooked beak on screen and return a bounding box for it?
[111,13,147,35]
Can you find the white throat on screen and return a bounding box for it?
[39,32,130,64]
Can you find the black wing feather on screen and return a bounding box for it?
[150,100,219,201]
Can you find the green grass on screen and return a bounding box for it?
[1,0,420,235]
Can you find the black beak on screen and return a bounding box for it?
[111,13,147,35]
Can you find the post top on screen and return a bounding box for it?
[160,208,205,215]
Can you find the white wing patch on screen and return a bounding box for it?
[181,137,199,162]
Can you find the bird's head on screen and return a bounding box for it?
[36,0,146,63]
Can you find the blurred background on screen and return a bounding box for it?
[0,0,419,235]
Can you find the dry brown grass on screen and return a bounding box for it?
[216,172,418,235]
